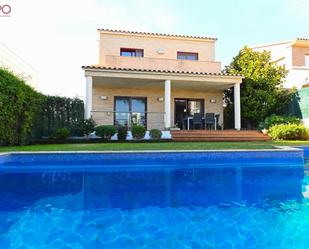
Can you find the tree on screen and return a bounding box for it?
[0,67,43,145]
[224,47,294,128]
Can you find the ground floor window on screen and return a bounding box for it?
[174,98,204,129]
[114,96,147,128]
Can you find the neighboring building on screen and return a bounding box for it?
[82,29,242,131]
[252,38,309,127]
[0,41,38,88]
[252,38,309,89]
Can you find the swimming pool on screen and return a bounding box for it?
[0,149,308,249]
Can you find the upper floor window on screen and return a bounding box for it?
[177,52,198,61]
[305,55,309,67]
[120,48,144,57]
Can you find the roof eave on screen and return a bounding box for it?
[97,28,218,41]
[81,66,244,79]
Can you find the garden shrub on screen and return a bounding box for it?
[95,125,116,140]
[71,118,95,137]
[54,127,70,140]
[82,118,95,136]
[258,115,300,130]
[0,67,43,145]
[149,129,162,139]
[117,126,128,141]
[268,124,308,140]
[70,122,84,137]
[131,125,146,140]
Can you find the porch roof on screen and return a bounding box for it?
[82,65,242,77]
[82,66,243,90]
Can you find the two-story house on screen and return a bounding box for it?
[82,29,243,132]
[252,38,309,89]
[252,38,309,127]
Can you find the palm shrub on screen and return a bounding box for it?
[149,129,162,139]
[117,126,128,141]
[95,125,116,140]
[268,124,308,140]
[131,125,146,140]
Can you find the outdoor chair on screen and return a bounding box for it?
[215,114,220,130]
[205,113,215,130]
[193,113,203,130]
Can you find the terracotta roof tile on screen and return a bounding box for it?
[82,65,242,77]
[297,38,309,41]
[97,28,217,41]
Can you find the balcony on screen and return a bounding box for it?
[102,55,221,73]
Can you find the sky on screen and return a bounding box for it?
[1,0,309,99]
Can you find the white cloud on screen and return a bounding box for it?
[1,0,178,98]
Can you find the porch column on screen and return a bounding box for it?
[234,82,241,130]
[85,76,93,119]
[164,80,171,129]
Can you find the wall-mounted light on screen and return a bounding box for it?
[210,99,217,103]
[157,97,164,102]
[100,96,108,100]
[157,49,165,54]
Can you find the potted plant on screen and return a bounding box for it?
[169,124,180,131]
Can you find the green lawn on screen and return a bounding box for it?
[0,140,308,152]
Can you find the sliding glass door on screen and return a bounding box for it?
[174,98,204,129]
[114,97,147,128]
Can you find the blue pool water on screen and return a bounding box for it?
[0,150,308,249]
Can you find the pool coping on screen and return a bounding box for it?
[0,146,303,156]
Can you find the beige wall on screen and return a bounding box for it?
[292,46,309,67]
[92,84,223,130]
[99,32,220,73]
[103,55,221,73]
[252,41,309,89]
[252,42,291,68]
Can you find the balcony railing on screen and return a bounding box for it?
[102,55,221,73]
[92,110,165,130]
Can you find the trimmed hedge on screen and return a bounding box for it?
[131,125,146,140]
[0,67,43,145]
[268,124,308,140]
[33,96,84,139]
[149,129,162,139]
[95,125,116,140]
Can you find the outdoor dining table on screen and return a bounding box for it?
[183,115,217,130]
